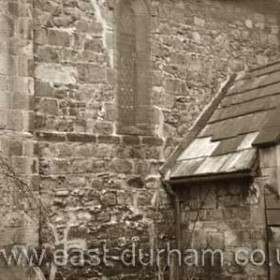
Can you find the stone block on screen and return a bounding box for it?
[70,159,94,174]
[142,136,164,146]
[185,210,198,221]
[245,19,253,28]
[0,53,10,75]
[207,209,223,220]
[266,194,280,209]
[53,15,74,28]
[102,192,117,206]
[7,110,25,131]
[0,91,10,109]
[0,76,9,92]
[75,19,89,33]
[267,209,280,225]
[218,195,240,208]
[37,98,58,115]
[47,29,72,47]
[98,135,120,144]
[36,132,67,142]
[236,207,250,220]
[202,193,217,209]
[94,144,115,158]
[34,29,47,45]
[84,37,103,52]
[165,78,186,95]
[144,146,161,160]
[8,2,19,17]
[17,57,32,77]
[10,77,34,96]
[191,230,208,248]
[8,140,23,156]
[268,34,279,46]
[77,63,107,83]
[0,15,14,38]
[207,232,224,250]
[91,160,105,173]
[11,156,37,175]
[122,136,140,145]
[37,45,59,62]
[104,103,117,121]
[34,80,53,98]
[194,17,205,27]
[67,133,97,143]
[51,159,70,174]
[94,121,114,135]
[138,191,153,206]
[0,110,7,129]
[251,205,265,225]
[72,144,94,158]
[109,158,132,174]
[127,176,144,189]
[35,63,77,85]
[17,18,33,40]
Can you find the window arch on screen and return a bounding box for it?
[116,0,151,135]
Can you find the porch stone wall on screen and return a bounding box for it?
[176,178,267,280]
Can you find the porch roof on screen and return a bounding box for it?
[169,60,280,180]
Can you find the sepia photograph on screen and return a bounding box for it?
[0,0,280,279]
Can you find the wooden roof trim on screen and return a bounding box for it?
[166,170,253,186]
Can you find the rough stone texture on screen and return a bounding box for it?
[0,0,280,279]
[176,177,267,280]
[175,145,280,280]
[0,0,38,251]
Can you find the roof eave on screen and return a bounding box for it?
[166,170,254,187]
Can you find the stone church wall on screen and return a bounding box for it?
[0,0,38,250]
[0,0,279,279]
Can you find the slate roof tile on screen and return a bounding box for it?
[249,60,280,78]
[228,71,280,95]
[222,82,280,107]
[264,107,280,128]
[253,108,280,147]
[194,154,230,175]
[253,128,280,147]
[237,133,259,150]
[218,149,256,173]
[178,137,219,161]
[170,60,280,180]
[170,158,205,178]
[210,94,280,124]
[212,135,245,156]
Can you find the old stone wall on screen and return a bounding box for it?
[34,0,171,279]
[151,0,280,156]
[0,0,38,249]
[176,177,267,280]
[0,0,279,279]
[32,0,280,279]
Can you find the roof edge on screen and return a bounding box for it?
[166,170,253,186]
[159,73,237,179]
[248,59,280,73]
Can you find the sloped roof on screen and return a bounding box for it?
[169,60,280,181]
